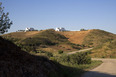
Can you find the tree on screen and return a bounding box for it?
[58,50,63,54]
[80,28,87,31]
[0,2,12,34]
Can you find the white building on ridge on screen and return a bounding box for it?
[55,27,66,31]
[25,28,35,32]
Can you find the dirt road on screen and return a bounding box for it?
[82,58,116,77]
[67,48,93,55]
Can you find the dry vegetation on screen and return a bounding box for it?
[2,29,83,54]
[2,29,116,58]
[0,36,102,77]
[59,29,116,58]
[2,31,41,39]
[58,30,91,44]
[0,36,63,77]
[89,39,116,58]
[59,29,116,47]
[3,29,116,47]
[82,29,116,47]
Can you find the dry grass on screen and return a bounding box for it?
[82,29,116,46]
[58,30,91,44]
[3,31,41,38]
[39,44,77,53]
[3,30,91,45]
[2,29,79,53]
[3,29,116,55]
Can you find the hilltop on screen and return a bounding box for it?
[2,29,116,53]
[3,29,116,46]
[59,29,116,47]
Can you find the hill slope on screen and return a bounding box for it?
[20,29,69,46]
[2,31,41,39]
[58,30,90,44]
[0,36,63,77]
[59,29,116,47]
[89,39,116,58]
[59,29,116,58]
[2,29,82,53]
[82,29,116,46]
[2,29,69,45]
[2,29,116,53]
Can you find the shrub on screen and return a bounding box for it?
[45,52,53,58]
[37,50,46,53]
[57,52,91,65]
[58,50,64,54]
[49,57,56,61]
[80,29,87,31]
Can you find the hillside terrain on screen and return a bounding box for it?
[58,30,90,44]
[2,29,116,58]
[0,36,63,77]
[89,39,116,58]
[2,29,83,55]
[0,30,104,77]
[3,31,41,39]
[59,29,116,58]
[82,29,116,47]
[0,36,102,77]
[59,29,116,47]
[4,29,116,47]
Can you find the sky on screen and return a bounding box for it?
[1,0,116,34]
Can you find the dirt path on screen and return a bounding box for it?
[82,58,116,77]
[67,48,93,55]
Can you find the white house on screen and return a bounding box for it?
[25,28,35,32]
[55,27,66,31]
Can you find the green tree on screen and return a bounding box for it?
[80,28,87,31]
[0,2,12,34]
[58,50,63,54]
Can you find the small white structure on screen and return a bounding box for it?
[55,27,66,31]
[25,28,35,32]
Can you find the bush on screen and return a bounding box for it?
[37,50,46,53]
[80,29,87,31]
[58,50,64,54]
[45,52,53,58]
[57,52,91,65]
